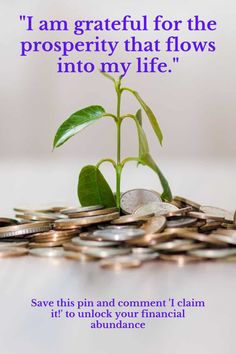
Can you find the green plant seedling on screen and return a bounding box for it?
[53,73,172,209]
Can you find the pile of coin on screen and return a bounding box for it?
[0,189,235,268]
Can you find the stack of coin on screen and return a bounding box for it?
[0,191,234,265]
[29,230,79,248]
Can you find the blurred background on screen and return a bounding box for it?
[0,0,235,213]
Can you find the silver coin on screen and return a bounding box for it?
[210,234,236,246]
[132,247,156,255]
[0,222,52,238]
[132,252,159,262]
[81,247,131,259]
[200,206,234,222]
[61,205,104,215]
[134,202,178,217]
[152,239,193,251]
[120,189,161,214]
[93,228,145,242]
[17,212,67,221]
[29,247,65,258]
[142,216,166,234]
[71,237,118,248]
[166,217,197,228]
[188,248,236,259]
[98,224,139,230]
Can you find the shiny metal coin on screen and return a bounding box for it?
[29,240,69,248]
[68,207,118,218]
[29,247,65,258]
[100,256,142,269]
[210,234,236,246]
[160,254,203,263]
[126,231,174,247]
[177,230,226,246]
[221,223,236,230]
[188,211,225,222]
[165,207,192,217]
[199,221,222,232]
[200,206,234,222]
[132,247,155,254]
[61,205,104,215]
[0,241,29,248]
[33,229,79,241]
[189,248,236,259]
[0,218,18,227]
[0,221,52,238]
[64,251,96,261]
[14,206,64,213]
[93,228,145,241]
[16,212,67,221]
[173,196,200,210]
[141,216,166,234]
[54,212,119,228]
[0,247,28,258]
[132,252,159,262]
[81,247,131,259]
[111,214,153,225]
[166,217,197,228]
[212,229,236,237]
[71,237,118,248]
[120,189,161,214]
[98,224,139,230]
[134,202,178,217]
[152,239,193,251]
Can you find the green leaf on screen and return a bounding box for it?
[99,70,116,83]
[139,153,172,202]
[131,90,163,145]
[78,165,116,207]
[135,109,142,126]
[134,115,149,158]
[134,118,172,201]
[53,106,105,148]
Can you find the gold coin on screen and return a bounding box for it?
[141,216,166,234]
[0,247,28,258]
[159,254,203,263]
[63,242,85,252]
[176,230,226,246]
[188,211,225,222]
[212,229,236,237]
[68,207,118,218]
[64,251,96,261]
[199,221,222,232]
[173,196,200,210]
[165,207,192,217]
[126,231,173,247]
[0,241,29,248]
[54,212,120,228]
[111,214,153,225]
[100,256,142,270]
[200,206,234,222]
[29,240,70,248]
[0,218,18,227]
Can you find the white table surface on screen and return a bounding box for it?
[0,158,235,354]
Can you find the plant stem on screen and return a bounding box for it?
[121,157,140,167]
[116,81,122,209]
[96,158,116,169]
